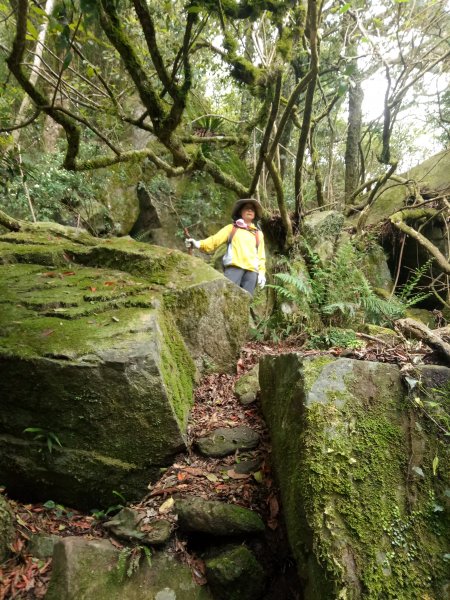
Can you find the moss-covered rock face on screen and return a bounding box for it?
[45,537,212,600]
[259,354,449,600]
[302,211,345,263]
[205,545,266,600]
[0,225,248,509]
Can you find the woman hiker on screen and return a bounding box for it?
[185,198,266,296]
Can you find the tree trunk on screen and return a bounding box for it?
[12,0,55,143]
[344,77,363,202]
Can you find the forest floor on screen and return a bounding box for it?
[0,337,434,600]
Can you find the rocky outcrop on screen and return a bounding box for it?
[364,149,450,227]
[259,353,449,599]
[45,537,212,600]
[0,225,249,509]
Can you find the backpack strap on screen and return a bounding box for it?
[228,225,260,248]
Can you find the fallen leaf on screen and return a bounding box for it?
[62,271,76,276]
[159,497,174,514]
[104,281,116,286]
[205,473,219,482]
[41,329,55,337]
[89,287,97,292]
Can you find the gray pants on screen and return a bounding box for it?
[224,267,258,296]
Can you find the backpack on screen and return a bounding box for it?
[227,225,260,249]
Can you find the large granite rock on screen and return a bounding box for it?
[45,537,212,600]
[0,224,249,509]
[260,354,449,600]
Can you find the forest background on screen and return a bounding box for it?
[0,0,449,345]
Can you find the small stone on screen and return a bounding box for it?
[104,507,172,545]
[232,458,262,475]
[141,519,173,545]
[104,507,144,541]
[234,365,260,405]
[196,427,260,458]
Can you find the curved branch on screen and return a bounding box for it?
[7,0,81,169]
[390,208,450,275]
[0,209,22,232]
[72,148,187,175]
[0,109,40,132]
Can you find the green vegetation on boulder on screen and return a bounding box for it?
[205,545,266,600]
[45,537,212,600]
[0,225,248,509]
[259,354,449,599]
[175,497,265,536]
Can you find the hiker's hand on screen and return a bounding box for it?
[258,273,266,289]
[185,238,200,249]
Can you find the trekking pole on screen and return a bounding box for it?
[184,226,193,256]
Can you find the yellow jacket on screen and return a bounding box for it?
[199,223,266,274]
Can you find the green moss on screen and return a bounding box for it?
[260,355,449,599]
[302,355,335,392]
[158,311,196,428]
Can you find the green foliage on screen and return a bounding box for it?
[43,500,74,519]
[263,241,406,342]
[0,145,113,233]
[90,490,126,520]
[306,328,363,350]
[23,427,62,453]
[414,381,450,438]
[116,545,152,581]
[396,259,434,307]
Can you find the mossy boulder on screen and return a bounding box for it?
[45,537,212,600]
[205,545,266,600]
[259,354,449,600]
[358,243,393,292]
[0,495,14,562]
[175,497,265,536]
[0,224,249,509]
[302,211,345,263]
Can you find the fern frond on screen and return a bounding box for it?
[322,302,358,317]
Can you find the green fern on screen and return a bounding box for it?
[267,272,312,303]
[396,258,434,307]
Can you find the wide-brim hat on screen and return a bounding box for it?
[231,198,263,221]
